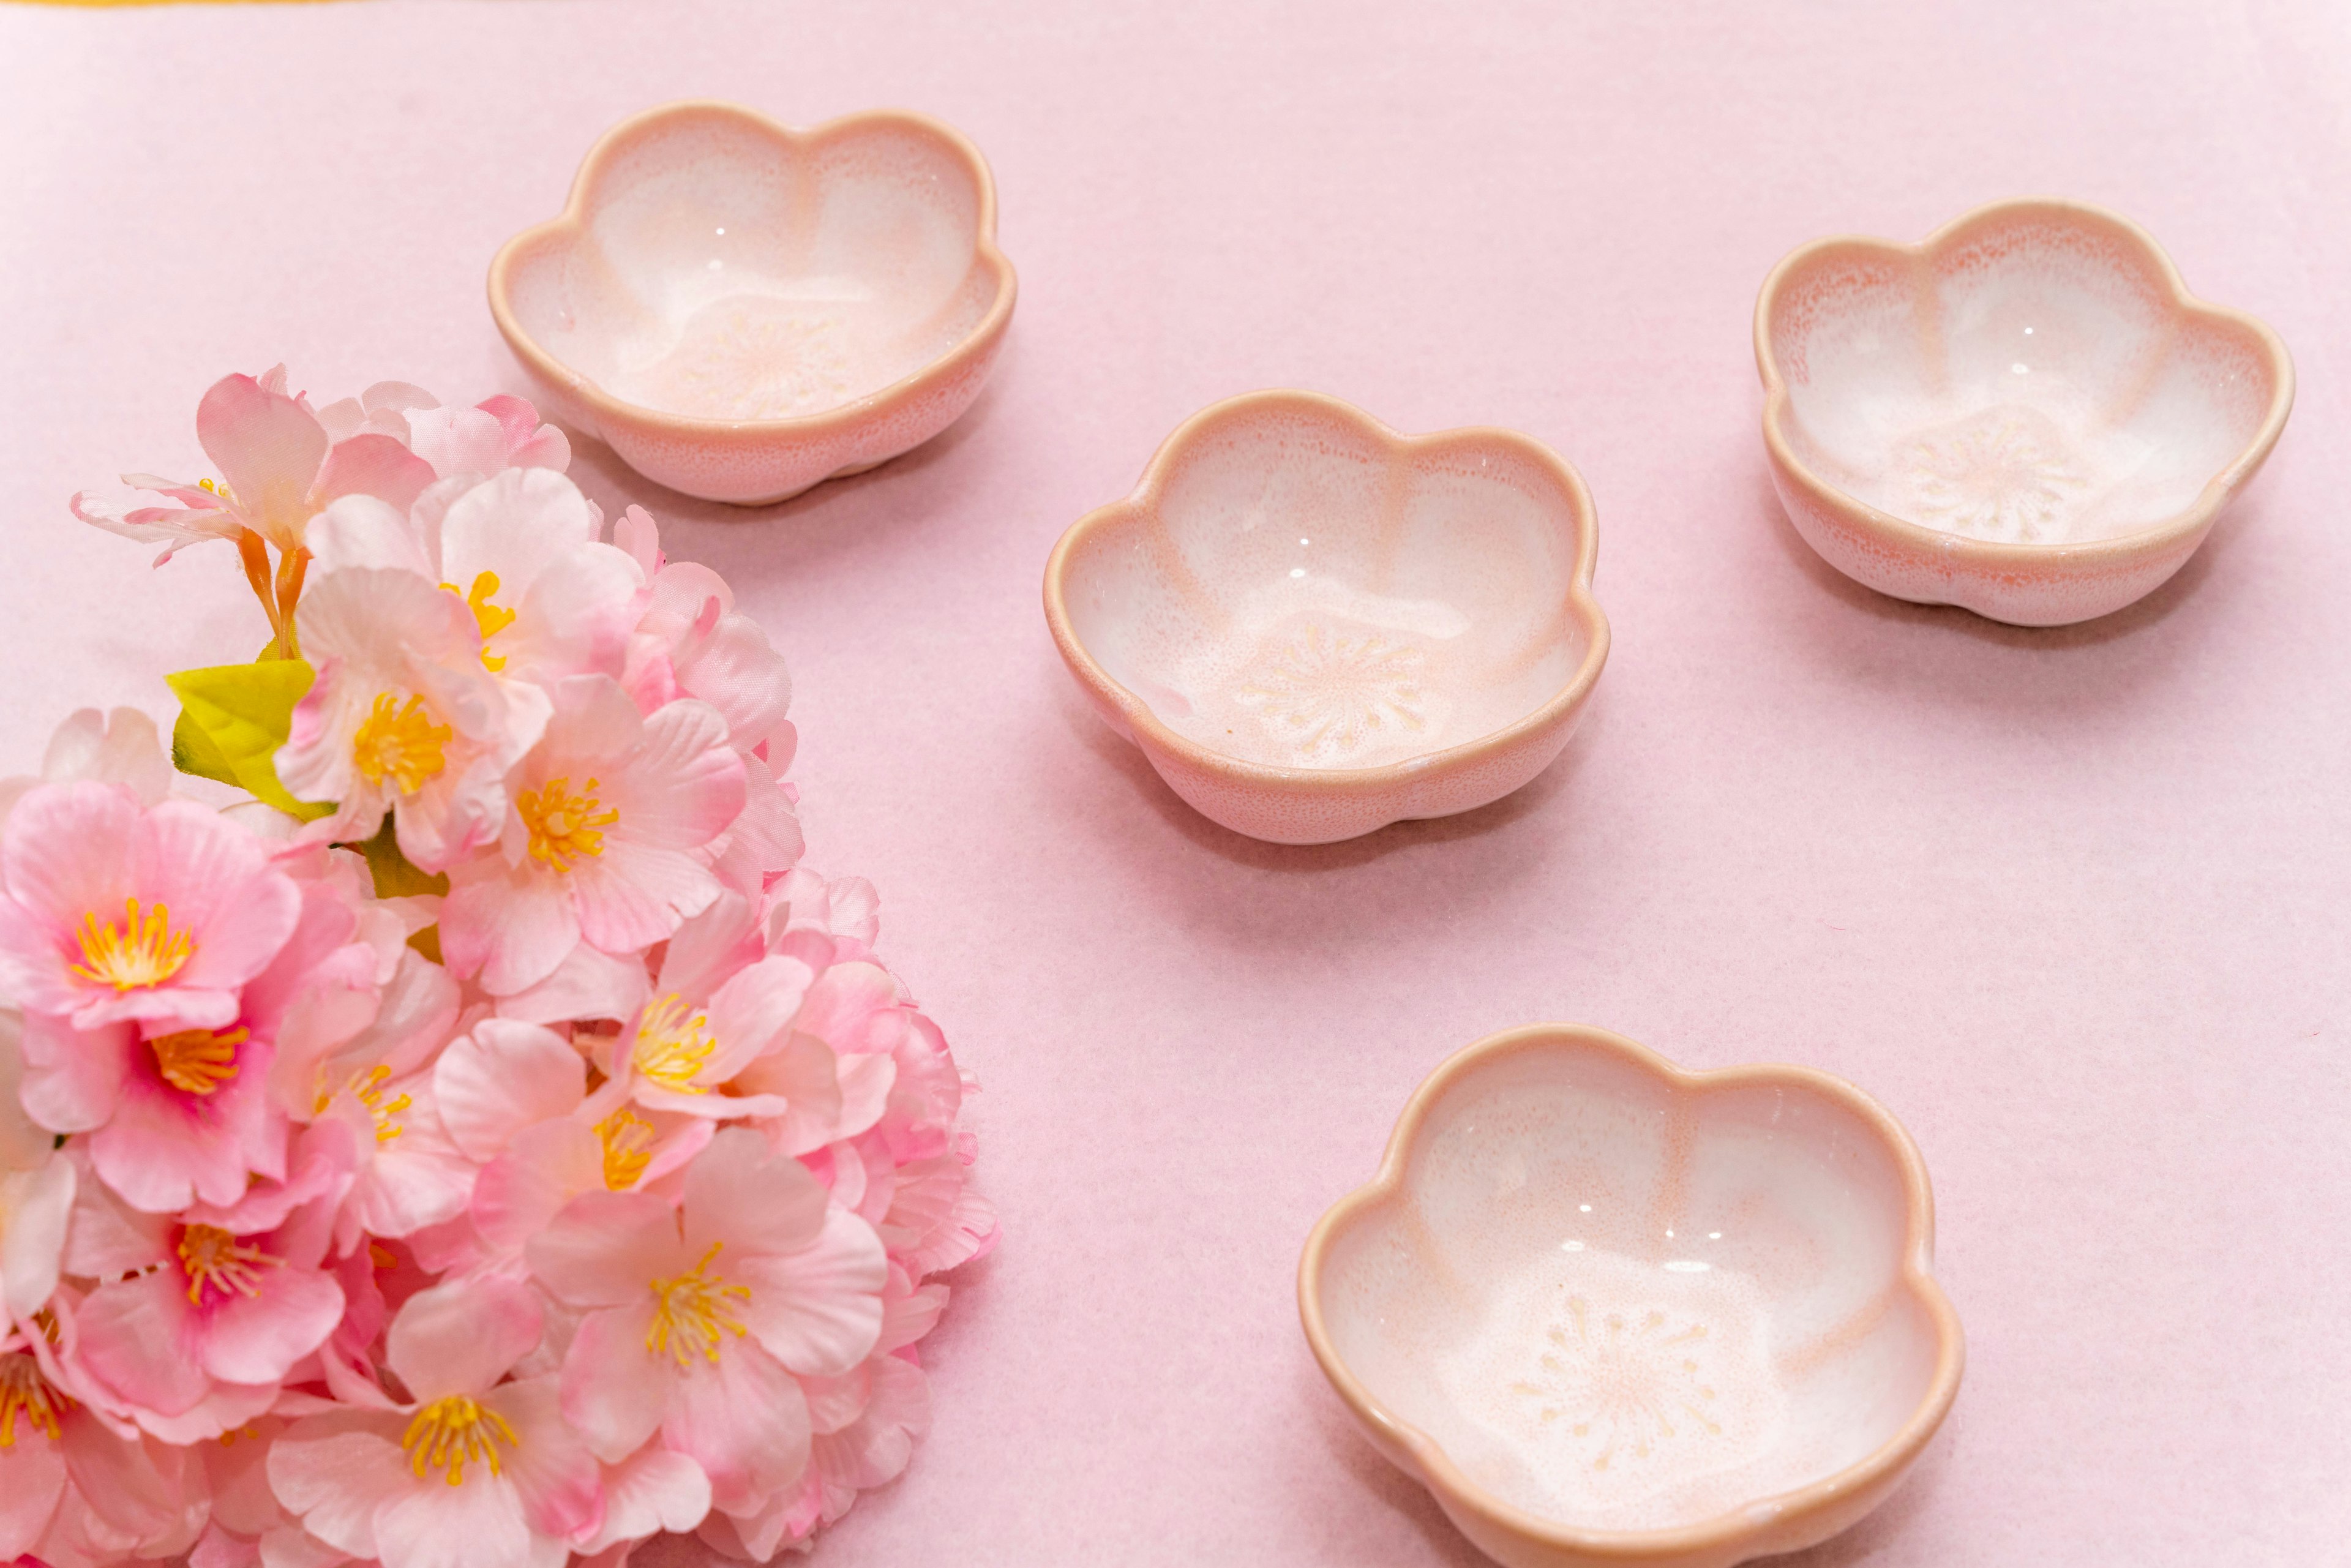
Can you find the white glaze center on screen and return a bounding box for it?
[1434,1246,1787,1529]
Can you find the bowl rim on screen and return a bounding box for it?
[1297,1022,1967,1559]
[1753,195,2295,568]
[1041,389,1611,792]
[486,99,1019,440]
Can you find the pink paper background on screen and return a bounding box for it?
[5,1,2348,1562]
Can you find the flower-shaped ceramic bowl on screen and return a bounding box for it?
[1756,198,2292,625]
[1043,392,1609,845]
[489,101,1016,505]
[1300,1025,1963,1568]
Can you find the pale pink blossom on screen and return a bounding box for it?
[307,466,641,688]
[526,1128,886,1517]
[441,680,744,996]
[402,394,571,481]
[314,378,438,445]
[0,1319,209,1568]
[614,507,795,763]
[0,708,173,829]
[0,782,302,1036]
[594,898,816,1121]
[64,1149,345,1444]
[438,1018,708,1262]
[276,567,551,872]
[703,1349,931,1558]
[268,1277,602,1568]
[72,367,434,562]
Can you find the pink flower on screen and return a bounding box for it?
[615,507,795,763]
[0,708,173,831]
[702,1349,932,1558]
[437,1019,708,1262]
[71,367,434,562]
[0,1018,75,1334]
[596,899,815,1120]
[14,856,375,1214]
[441,680,745,996]
[64,1149,348,1442]
[315,379,438,445]
[402,395,571,481]
[276,568,551,873]
[0,783,301,1036]
[308,466,642,688]
[0,1322,209,1567]
[268,1278,602,1568]
[525,1128,887,1517]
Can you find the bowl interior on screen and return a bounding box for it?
[1059,404,1591,771]
[1767,206,2281,545]
[1317,1042,1943,1535]
[504,111,1002,424]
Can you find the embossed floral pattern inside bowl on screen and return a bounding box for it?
[1300,1026,1963,1568]
[491,100,1016,505]
[1043,391,1608,845]
[1757,198,2292,625]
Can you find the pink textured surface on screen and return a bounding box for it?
[2,2,2347,1564]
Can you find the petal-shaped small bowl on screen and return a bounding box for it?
[1756,198,2292,625]
[490,101,1016,505]
[1301,1025,1963,1568]
[1043,392,1609,845]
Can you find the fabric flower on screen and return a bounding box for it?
[71,367,434,562]
[0,1319,209,1568]
[402,394,571,481]
[614,507,795,763]
[13,853,375,1214]
[268,1277,602,1568]
[525,1128,887,1517]
[65,1152,346,1443]
[276,566,551,873]
[441,679,744,996]
[307,466,640,688]
[437,1019,708,1262]
[0,782,302,1036]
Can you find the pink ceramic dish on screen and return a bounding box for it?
[1300,1025,1963,1568]
[1756,198,2292,625]
[489,101,1016,505]
[1043,392,1608,845]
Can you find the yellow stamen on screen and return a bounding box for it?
[197,477,233,502]
[177,1224,282,1305]
[314,1063,410,1142]
[0,1353,69,1447]
[149,1025,246,1095]
[631,994,714,1094]
[71,897,192,991]
[441,571,517,672]
[645,1241,751,1368]
[353,692,451,795]
[400,1395,519,1487]
[518,776,618,872]
[596,1106,656,1189]
[369,1242,399,1270]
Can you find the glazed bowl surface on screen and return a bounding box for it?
[1757,197,2292,625]
[490,100,1016,505]
[1043,391,1608,845]
[1300,1025,1962,1568]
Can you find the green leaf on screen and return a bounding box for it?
[347,817,449,898]
[164,660,334,820]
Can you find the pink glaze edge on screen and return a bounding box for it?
[1041,390,1611,845]
[1297,1024,1967,1568]
[1753,196,2295,627]
[486,99,1018,503]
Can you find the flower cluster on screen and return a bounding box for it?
[0,370,992,1568]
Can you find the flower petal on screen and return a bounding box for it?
[733,1207,887,1378]
[385,1276,541,1403]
